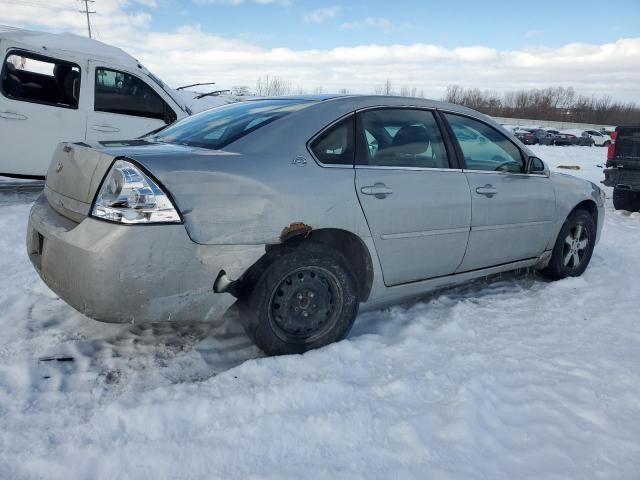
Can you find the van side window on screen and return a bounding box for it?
[94,68,176,123]
[1,52,81,109]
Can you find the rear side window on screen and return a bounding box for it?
[95,67,176,123]
[1,51,81,109]
[149,99,316,150]
[445,113,525,173]
[309,115,354,165]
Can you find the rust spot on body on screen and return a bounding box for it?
[280,222,312,242]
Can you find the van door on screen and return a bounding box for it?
[86,61,178,142]
[0,49,86,177]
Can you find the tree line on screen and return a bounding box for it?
[229,77,639,126]
[443,85,640,126]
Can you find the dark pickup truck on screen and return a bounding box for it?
[603,126,640,211]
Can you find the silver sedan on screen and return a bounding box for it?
[27,95,605,355]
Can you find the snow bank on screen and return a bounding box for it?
[0,146,639,479]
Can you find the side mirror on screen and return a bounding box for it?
[527,156,547,175]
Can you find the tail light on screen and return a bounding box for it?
[607,131,617,162]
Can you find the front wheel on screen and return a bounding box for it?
[240,242,359,356]
[542,209,596,280]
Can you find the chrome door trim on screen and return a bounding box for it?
[381,226,469,240]
[471,220,553,232]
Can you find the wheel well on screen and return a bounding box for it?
[231,228,374,302]
[572,200,598,229]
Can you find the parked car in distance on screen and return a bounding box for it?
[560,129,596,146]
[514,127,555,145]
[551,130,578,146]
[27,95,605,356]
[583,129,612,147]
[603,125,640,211]
[0,27,194,178]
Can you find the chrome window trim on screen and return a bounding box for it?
[462,169,550,178]
[356,165,463,173]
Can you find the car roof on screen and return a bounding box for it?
[0,26,142,71]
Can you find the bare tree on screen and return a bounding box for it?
[255,75,292,96]
[232,85,250,96]
[375,79,395,96]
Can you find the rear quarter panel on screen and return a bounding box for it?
[130,101,372,246]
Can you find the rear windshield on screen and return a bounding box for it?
[147,99,316,150]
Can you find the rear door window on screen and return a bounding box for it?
[95,67,176,122]
[357,109,450,169]
[1,51,81,108]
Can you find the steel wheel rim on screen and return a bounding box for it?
[563,222,590,269]
[268,266,343,344]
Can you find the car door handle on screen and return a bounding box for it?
[475,185,498,197]
[92,124,120,133]
[0,111,27,120]
[361,183,393,199]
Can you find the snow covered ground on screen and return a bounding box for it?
[0,146,639,479]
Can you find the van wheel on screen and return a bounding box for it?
[542,209,596,280]
[240,242,359,356]
[603,140,611,147]
[613,188,640,212]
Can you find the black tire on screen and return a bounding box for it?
[613,188,640,212]
[239,241,359,356]
[542,209,596,280]
[603,140,611,147]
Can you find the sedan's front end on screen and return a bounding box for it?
[27,143,264,324]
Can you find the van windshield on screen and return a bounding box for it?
[147,99,316,150]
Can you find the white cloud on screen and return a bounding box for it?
[303,6,340,25]
[1,6,639,102]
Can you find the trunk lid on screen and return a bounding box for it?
[44,142,116,222]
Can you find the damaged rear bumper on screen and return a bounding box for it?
[27,194,265,324]
[603,168,640,192]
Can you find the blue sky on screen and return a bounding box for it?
[154,0,640,50]
[1,0,639,100]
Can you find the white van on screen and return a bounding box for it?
[0,27,192,178]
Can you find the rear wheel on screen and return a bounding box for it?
[603,140,611,147]
[240,242,359,356]
[613,188,640,212]
[542,209,596,280]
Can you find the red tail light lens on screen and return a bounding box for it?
[607,131,617,161]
